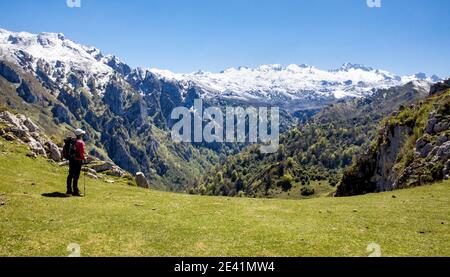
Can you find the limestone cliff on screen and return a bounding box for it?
[336,79,450,196]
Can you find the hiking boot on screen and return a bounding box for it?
[72,192,82,197]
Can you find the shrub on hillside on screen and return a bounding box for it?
[278,174,294,191]
[300,186,315,196]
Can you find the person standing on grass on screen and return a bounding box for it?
[64,128,86,197]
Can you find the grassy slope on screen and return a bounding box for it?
[0,138,449,257]
[267,180,334,200]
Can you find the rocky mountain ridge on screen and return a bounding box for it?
[0,27,444,191]
[189,81,432,198]
[0,28,441,111]
[336,79,450,196]
[0,110,148,187]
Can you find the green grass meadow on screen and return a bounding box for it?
[0,138,449,257]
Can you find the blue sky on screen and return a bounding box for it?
[0,0,449,76]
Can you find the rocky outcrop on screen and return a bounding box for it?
[89,161,128,178]
[46,141,61,161]
[337,80,450,196]
[16,81,37,103]
[106,166,128,177]
[135,172,150,188]
[0,111,58,160]
[51,104,72,125]
[0,110,138,186]
[0,61,21,83]
[0,44,215,191]
[372,125,413,191]
[24,118,39,132]
[106,56,131,76]
[430,79,450,95]
[103,81,126,115]
[91,162,115,173]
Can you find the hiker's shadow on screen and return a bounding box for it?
[41,192,70,198]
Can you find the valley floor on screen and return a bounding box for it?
[0,138,449,257]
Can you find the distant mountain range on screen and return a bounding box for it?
[0,27,445,191]
[152,63,440,106]
[189,81,433,198]
[0,28,442,111]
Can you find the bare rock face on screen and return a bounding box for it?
[3,133,16,141]
[135,172,149,189]
[436,135,449,146]
[24,118,39,132]
[106,166,127,177]
[425,113,438,134]
[16,81,37,103]
[418,143,434,158]
[372,125,413,191]
[444,160,450,177]
[0,111,24,129]
[87,161,130,179]
[10,127,30,142]
[46,141,61,162]
[434,122,450,133]
[91,162,114,173]
[433,141,450,162]
[29,139,47,157]
[0,111,52,160]
[429,79,450,95]
[0,61,21,83]
[86,172,99,179]
[337,80,450,196]
[82,167,98,175]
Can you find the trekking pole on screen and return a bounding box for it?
[83,169,86,197]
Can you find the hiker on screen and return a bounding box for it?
[63,129,86,197]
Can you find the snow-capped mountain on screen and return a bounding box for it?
[0,28,442,110]
[0,27,445,190]
[0,28,114,89]
[150,63,441,102]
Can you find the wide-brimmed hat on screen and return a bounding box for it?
[74,128,86,136]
